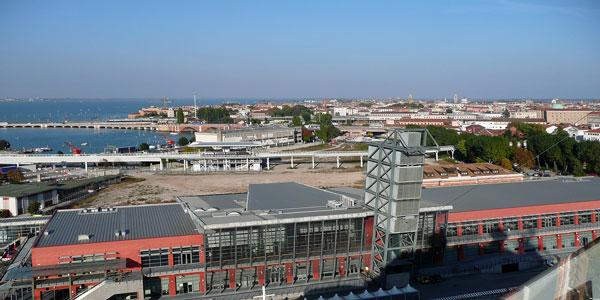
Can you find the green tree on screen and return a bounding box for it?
[27,201,41,214]
[139,143,150,151]
[6,170,24,184]
[57,150,64,155]
[196,107,233,123]
[456,139,467,160]
[177,137,189,146]
[317,124,340,142]
[301,111,312,123]
[501,158,514,171]
[0,210,10,218]
[446,108,453,113]
[502,109,510,118]
[176,108,185,123]
[426,125,460,146]
[513,148,535,169]
[292,115,303,126]
[0,140,10,150]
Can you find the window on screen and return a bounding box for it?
[460,222,479,235]
[503,218,519,231]
[541,215,557,228]
[172,246,200,265]
[560,214,575,226]
[522,217,538,229]
[446,224,458,237]
[482,221,501,233]
[578,211,593,224]
[140,249,170,268]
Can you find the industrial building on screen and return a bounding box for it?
[194,126,302,148]
[0,175,121,216]
[2,130,600,300]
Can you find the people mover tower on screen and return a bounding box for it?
[365,129,439,287]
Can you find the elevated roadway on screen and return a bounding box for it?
[0,146,456,170]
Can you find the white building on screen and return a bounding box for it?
[583,129,600,142]
[0,185,58,216]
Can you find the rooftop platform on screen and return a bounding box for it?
[177,182,372,230]
[247,182,345,210]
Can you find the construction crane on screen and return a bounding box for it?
[162,96,174,108]
[64,142,82,155]
[161,134,176,147]
[150,97,175,108]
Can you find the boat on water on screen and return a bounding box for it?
[81,142,88,146]
[33,147,53,153]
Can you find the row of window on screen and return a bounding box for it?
[446,211,598,237]
[205,218,366,268]
[140,246,201,268]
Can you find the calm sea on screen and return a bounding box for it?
[0,98,262,153]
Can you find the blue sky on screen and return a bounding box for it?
[1,0,599,99]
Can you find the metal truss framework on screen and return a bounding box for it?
[364,129,440,279]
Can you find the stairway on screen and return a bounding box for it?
[74,272,143,300]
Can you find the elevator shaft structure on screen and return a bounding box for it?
[364,129,439,284]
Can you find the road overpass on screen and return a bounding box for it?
[0,145,456,171]
[0,122,242,133]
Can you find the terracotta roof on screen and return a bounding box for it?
[423,163,514,179]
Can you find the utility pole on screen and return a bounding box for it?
[193,92,197,120]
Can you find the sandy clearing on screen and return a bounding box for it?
[83,165,366,207]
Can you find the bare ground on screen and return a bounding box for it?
[81,162,366,207]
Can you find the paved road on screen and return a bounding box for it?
[417,266,547,299]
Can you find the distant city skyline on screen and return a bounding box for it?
[1,0,599,99]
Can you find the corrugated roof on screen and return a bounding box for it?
[246,182,342,211]
[327,178,600,213]
[0,183,56,198]
[420,177,600,212]
[178,194,246,211]
[34,203,198,248]
[0,175,120,198]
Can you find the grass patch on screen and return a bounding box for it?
[288,143,331,151]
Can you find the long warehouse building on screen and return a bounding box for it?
[3,176,599,300]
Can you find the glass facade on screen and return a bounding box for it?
[205,217,367,270]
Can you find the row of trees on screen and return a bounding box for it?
[196,107,234,123]
[414,123,600,176]
[268,105,312,123]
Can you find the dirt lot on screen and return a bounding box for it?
[80,163,366,207]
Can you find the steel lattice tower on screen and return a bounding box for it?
[364,129,439,286]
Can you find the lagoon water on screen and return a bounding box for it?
[0,98,260,153]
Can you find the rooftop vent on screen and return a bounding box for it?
[44,229,54,236]
[212,212,227,218]
[81,207,117,214]
[114,229,129,237]
[228,211,241,216]
[327,200,346,210]
[77,234,90,242]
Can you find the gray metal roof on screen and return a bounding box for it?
[177,194,246,211]
[420,177,600,213]
[0,216,50,226]
[34,203,198,248]
[196,207,372,230]
[246,182,343,211]
[327,178,600,213]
